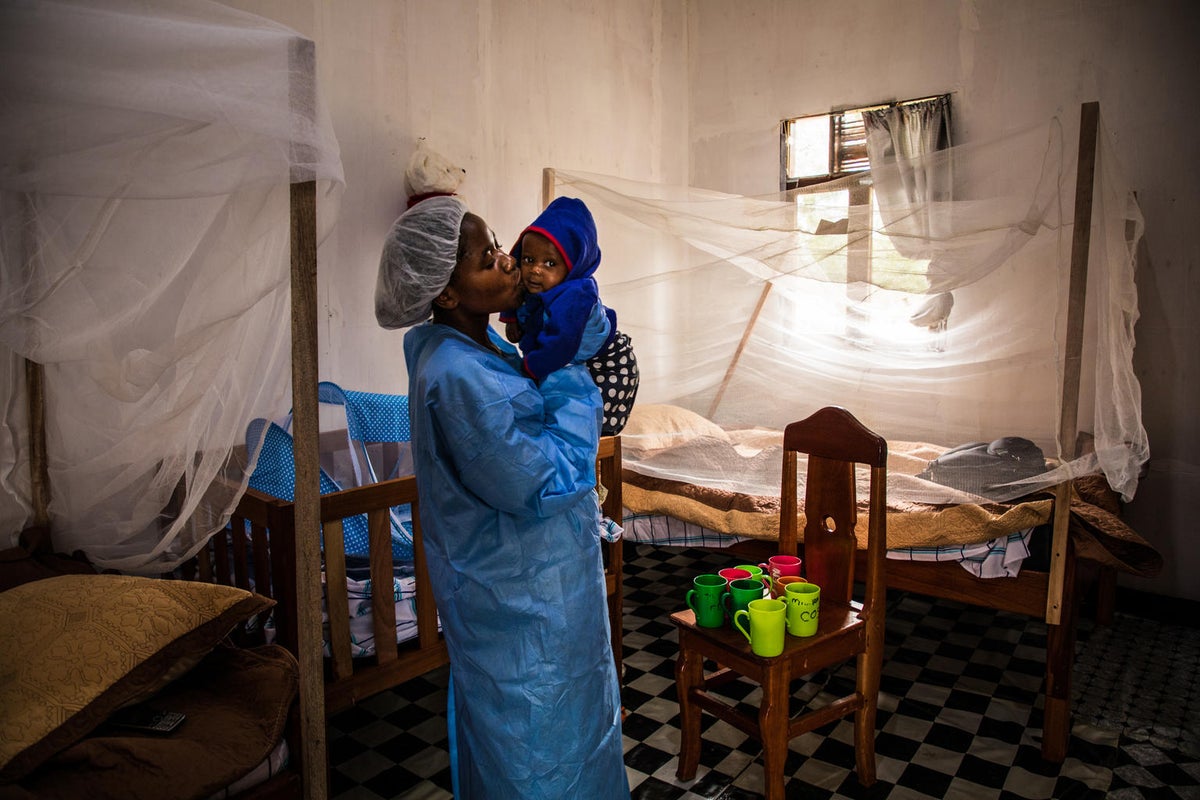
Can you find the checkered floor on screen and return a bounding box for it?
[327,545,1200,799]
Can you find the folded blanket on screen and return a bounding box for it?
[1064,475,1162,578]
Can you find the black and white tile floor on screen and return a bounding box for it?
[328,545,1200,799]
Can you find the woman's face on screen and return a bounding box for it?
[446,213,521,315]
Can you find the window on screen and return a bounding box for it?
[780,94,950,190]
[779,94,953,347]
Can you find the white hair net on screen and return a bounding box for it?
[375,195,469,329]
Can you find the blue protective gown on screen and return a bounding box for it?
[403,322,629,800]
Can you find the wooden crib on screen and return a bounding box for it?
[185,434,624,716]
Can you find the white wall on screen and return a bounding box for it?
[221,0,690,394]
[686,0,1200,601]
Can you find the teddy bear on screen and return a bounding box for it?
[405,139,466,208]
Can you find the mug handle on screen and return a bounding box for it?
[722,591,733,619]
[733,609,751,642]
[685,588,698,615]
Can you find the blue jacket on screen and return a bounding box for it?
[503,197,617,380]
[402,323,628,799]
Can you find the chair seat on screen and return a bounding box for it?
[671,598,865,671]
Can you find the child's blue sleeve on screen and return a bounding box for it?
[572,301,612,363]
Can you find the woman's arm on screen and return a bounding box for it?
[429,349,601,519]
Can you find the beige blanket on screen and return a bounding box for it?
[623,441,1161,578]
[623,470,1052,549]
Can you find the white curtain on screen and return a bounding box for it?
[862,95,952,275]
[551,109,1148,504]
[0,0,344,572]
[863,96,952,204]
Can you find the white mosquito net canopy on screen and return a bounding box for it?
[554,108,1147,507]
[0,0,343,572]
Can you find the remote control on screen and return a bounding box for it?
[109,706,187,734]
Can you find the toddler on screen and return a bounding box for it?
[500,196,639,435]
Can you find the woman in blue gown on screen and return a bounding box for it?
[376,195,628,799]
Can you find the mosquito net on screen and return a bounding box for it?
[553,107,1147,507]
[0,0,344,571]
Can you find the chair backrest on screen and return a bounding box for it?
[779,406,887,606]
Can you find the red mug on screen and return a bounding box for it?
[760,554,802,581]
[718,567,752,587]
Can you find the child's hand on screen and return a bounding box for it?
[505,320,523,344]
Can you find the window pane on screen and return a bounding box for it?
[786,115,830,180]
[794,188,850,284]
[835,111,870,173]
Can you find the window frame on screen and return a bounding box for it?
[779,94,951,190]
[778,94,952,345]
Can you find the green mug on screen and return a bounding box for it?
[686,574,727,628]
[733,598,786,657]
[723,577,766,624]
[785,581,821,637]
[735,564,772,596]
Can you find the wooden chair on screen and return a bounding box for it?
[670,406,888,799]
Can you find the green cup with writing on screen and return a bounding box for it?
[686,574,727,628]
[785,581,821,637]
[733,598,786,657]
[723,577,766,625]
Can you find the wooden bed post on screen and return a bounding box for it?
[20,192,52,534]
[598,436,624,679]
[541,167,556,210]
[23,358,51,531]
[1040,100,1099,764]
[289,36,327,800]
[1058,102,1099,471]
[709,283,772,420]
[1045,101,1099,627]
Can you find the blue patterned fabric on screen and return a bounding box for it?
[318,382,411,480]
[246,381,416,561]
[245,418,372,554]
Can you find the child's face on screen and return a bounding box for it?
[519,231,569,294]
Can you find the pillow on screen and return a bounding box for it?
[620,403,730,451]
[0,574,274,782]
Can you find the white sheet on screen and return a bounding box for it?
[622,509,1035,579]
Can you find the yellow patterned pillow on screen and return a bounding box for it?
[0,574,274,782]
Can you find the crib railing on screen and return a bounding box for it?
[185,435,623,716]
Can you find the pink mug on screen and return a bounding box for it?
[760,554,802,581]
[718,567,752,587]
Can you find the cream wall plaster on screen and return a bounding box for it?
[219,0,689,398]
